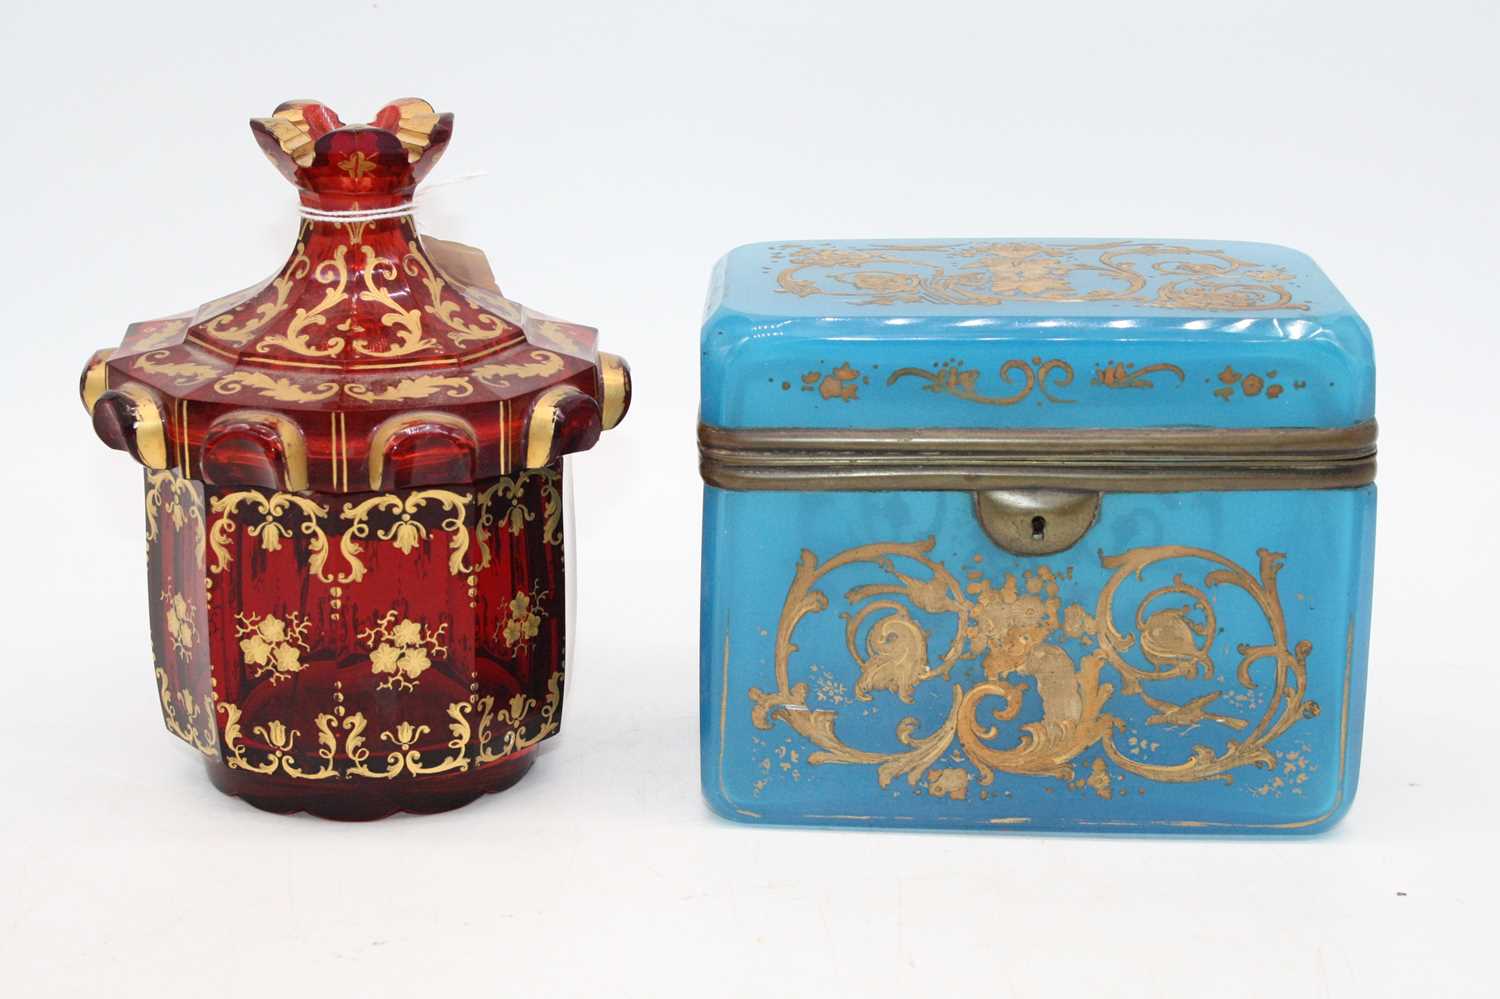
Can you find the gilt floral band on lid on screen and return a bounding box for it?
[81,98,631,819]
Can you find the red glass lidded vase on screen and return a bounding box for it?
[81,98,631,818]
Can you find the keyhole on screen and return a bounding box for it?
[1030,515,1047,540]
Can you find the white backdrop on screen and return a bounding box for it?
[1,2,1495,996]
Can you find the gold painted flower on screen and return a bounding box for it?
[257,616,288,644]
[361,612,448,692]
[396,646,431,680]
[801,363,863,401]
[338,151,377,180]
[944,367,982,395]
[952,243,1078,298]
[391,517,423,554]
[370,642,402,676]
[163,592,195,653]
[263,720,293,751]
[502,615,541,646]
[272,642,305,677]
[500,589,546,649]
[848,271,919,294]
[984,258,1075,296]
[393,722,420,746]
[1063,603,1096,639]
[969,569,1063,675]
[393,618,423,646]
[497,485,534,535]
[240,633,272,666]
[257,518,290,552]
[236,612,311,684]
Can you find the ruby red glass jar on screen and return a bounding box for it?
[82,98,630,819]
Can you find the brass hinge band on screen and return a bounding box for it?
[699,421,1377,493]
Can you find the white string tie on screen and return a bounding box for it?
[296,170,488,222]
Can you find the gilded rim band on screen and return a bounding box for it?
[116,382,169,471]
[599,353,629,431]
[526,385,579,469]
[699,421,1377,492]
[81,349,113,414]
[367,410,476,491]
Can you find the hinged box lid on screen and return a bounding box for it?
[700,239,1373,433]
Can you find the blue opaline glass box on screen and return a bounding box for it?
[699,240,1375,833]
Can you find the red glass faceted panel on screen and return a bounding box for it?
[82,98,630,817]
[147,467,566,818]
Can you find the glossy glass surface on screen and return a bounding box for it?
[701,486,1374,833]
[702,239,1373,430]
[82,98,630,816]
[698,237,1376,833]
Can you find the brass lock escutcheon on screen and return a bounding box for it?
[974,489,1101,556]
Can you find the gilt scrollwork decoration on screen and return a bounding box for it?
[338,488,477,584]
[341,375,475,403]
[476,673,563,763]
[219,687,475,781]
[1092,361,1186,389]
[213,675,561,780]
[476,469,562,550]
[132,350,219,387]
[355,245,440,358]
[537,475,563,546]
[208,489,334,582]
[199,245,305,346]
[402,240,513,348]
[211,365,566,405]
[255,244,349,357]
[126,318,189,353]
[156,667,218,757]
[888,358,1075,406]
[478,475,531,541]
[772,241,1309,312]
[342,702,474,779]
[218,703,342,780]
[213,370,342,403]
[203,483,514,587]
[472,350,565,390]
[751,539,1317,795]
[145,470,206,564]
